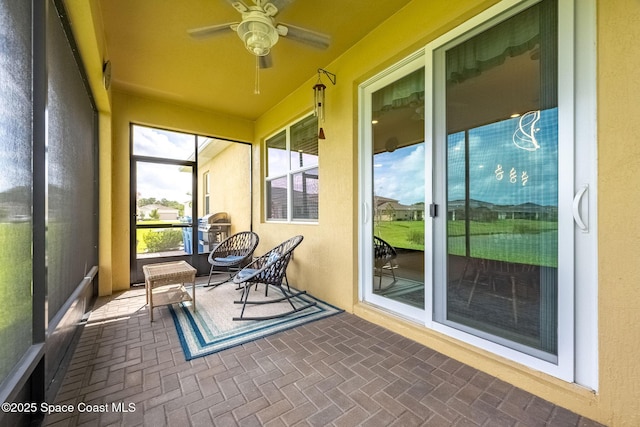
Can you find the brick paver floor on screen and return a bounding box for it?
[42,279,605,426]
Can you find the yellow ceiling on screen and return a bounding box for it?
[98,0,412,120]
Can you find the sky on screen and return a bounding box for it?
[374,108,559,207]
[449,109,558,206]
[0,39,32,194]
[374,143,426,205]
[133,126,195,204]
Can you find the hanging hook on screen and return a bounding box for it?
[317,68,336,85]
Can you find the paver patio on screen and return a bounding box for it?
[42,279,604,426]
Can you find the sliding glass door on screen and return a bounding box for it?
[360,54,426,320]
[434,0,563,361]
[360,0,594,381]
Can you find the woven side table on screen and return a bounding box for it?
[143,261,197,322]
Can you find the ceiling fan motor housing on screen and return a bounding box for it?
[236,11,279,56]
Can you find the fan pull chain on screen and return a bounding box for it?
[254,56,260,94]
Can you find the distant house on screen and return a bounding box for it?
[374,196,424,221]
[448,199,558,222]
[138,204,179,221]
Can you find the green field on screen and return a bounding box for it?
[0,223,33,379]
[375,219,558,267]
[374,220,425,251]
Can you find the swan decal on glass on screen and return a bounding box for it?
[513,110,541,151]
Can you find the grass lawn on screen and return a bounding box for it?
[0,223,33,378]
[374,220,425,251]
[374,219,558,267]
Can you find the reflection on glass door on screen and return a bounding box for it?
[370,67,425,309]
[436,0,560,359]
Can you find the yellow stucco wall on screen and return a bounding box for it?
[64,0,640,424]
[596,0,640,425]
[198,142,252,234]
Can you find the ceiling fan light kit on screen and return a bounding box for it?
[236,15,279,56]
[188,0,332,93]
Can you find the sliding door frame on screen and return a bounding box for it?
[358,51,427,322]
[359,0,597,388]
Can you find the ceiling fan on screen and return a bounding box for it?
[187,0,331,69]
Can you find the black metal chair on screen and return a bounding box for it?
[465,258,540,326]
[206,231,259,287]
[374,236,398,290]
[232,235,316,321]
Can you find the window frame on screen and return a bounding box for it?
[264,113,319,223]
[203,171,210,215]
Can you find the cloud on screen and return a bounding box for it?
[374,144,425,205]
[448,109,559,206]
[133,126,194,203]
[136,162,192,204]
[133,125,195,160]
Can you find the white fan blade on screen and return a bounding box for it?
[279,23,331,49]
[223,0,249,12]
[269,0,294,13]
[187,23,237,39]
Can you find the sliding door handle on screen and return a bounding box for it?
[363,202,370,224]
[572,185,589,232]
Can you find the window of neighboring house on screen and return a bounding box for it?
[265,114,319,222]
[203,171,210,215]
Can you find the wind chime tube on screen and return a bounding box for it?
[313,82,326,139]
[319,85,325,138]
[320,85,325,122]
[313,83,326,120]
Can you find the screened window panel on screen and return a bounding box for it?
[0,0,33,381]
[266,177,288,220]
[290,115,318,168]
[265,115,319,222]
[46,2,98,320]
[292,168,319,220]
[266,130,287,177]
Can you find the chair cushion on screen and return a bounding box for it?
[214,255,245,263]
[235,268,258,281]
[267,251,280,264]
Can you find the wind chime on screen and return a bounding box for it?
[313,68,336,139]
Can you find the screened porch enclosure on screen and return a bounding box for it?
[130,125,252,284]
